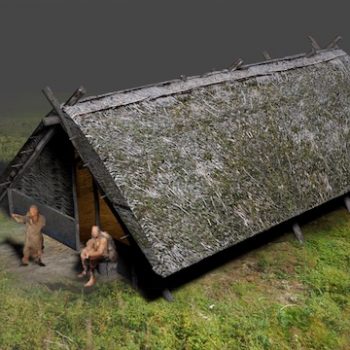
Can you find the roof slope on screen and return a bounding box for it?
[63,49,350,277]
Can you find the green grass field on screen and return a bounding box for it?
[0,208,349,349]
[0,113,40,162]
[0,116,350,349]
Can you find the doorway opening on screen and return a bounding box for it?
[74,155,130,246]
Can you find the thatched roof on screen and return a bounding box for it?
[62,48,350,277]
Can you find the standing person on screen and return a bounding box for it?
[78,225,109,287]
[11,204,46,266]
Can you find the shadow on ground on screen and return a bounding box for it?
[3,238,24,260]
[133,193,350,301]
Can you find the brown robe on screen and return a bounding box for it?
[16,213,46,261]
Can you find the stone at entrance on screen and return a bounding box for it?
[98,261,118,276]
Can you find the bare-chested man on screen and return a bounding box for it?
[78,225,108,287]
[11,204,46,266]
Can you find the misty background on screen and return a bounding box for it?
[0,0,349,119]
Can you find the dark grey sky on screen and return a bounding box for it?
[0,0,349,118]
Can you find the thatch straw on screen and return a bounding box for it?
[64,50,350,277]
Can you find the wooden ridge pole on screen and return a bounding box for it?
[42,85,86,125]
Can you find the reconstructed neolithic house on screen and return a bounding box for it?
[1,46,350,286]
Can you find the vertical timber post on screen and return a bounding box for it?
[292,222,304,243]
[71,153,81,251]
[344,195,350,213]
[93,179,101,228]
[162,288,174,302]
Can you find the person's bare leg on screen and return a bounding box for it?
[78,261,88,277]
[84,270,96,287]
[22,245,30,266]
[84,259,98,287]
[78,249,88,277]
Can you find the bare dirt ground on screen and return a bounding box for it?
[0,212,121,293]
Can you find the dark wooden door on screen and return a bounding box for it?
[8,188,80,250]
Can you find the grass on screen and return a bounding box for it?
[0,135,27,162]
[0,207,350,349]
[0,118,349,349]
[0,113,40,162]
[0,113,40,138]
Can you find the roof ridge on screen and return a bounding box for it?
[75,48,338,104]
[64,48,347,118]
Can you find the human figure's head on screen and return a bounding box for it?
[29,205,39,217]
[91,225,101,238]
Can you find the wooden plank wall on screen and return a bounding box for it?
[75,159,129,245]
[99,195,130,244]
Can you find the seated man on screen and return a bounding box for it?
[11,204,46,266]
[78,225,111,287]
